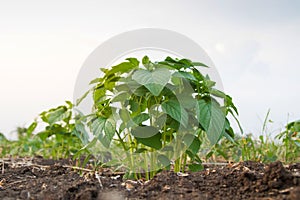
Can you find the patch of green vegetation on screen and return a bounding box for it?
[0,101,83,159]
[208,111,300,164]
[0,56,299,180]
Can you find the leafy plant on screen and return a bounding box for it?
[35,101,84,158]
[0,101,84,159]
[276,120,300,162]
[210,111,300,164]
[76,56,240,179]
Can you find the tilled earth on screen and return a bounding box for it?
[0,157,300,200]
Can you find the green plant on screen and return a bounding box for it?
[210,111,300,164]
[0,121,40,157]
[76,56,240,179]
[0,132,8,156]
[35,101,84,158]
[0,101,84,159]
[276,120,300,162]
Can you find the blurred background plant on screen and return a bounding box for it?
[0,101,83,159]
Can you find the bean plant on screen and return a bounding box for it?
[75,56,240,179]
[0,101,83,158]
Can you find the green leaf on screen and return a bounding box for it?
[158,154,171,167]
[65,101,73,108]
[211,89,226,99]
[176,93,196,110]
[93,87,106,104]
[196,99,226,145]
[158,57,186,70]
[132,126,162,149]
[287,120,300,132]
[73,121,90,145]
[192,62,209,68]
[27,121,37,136]
[36,130,51,141]
[0,132,7,141]
[192,68,205,82]
[91,118,116,148]
[153,113,167,129]
[89,77,102,85]
[115,83,131,92]
[111,91,130,102]
[132,126,159,138]
[91,117,105,134]
[132,68,171,96]
[172,71,197,81]
[134,132,162,150]
[161,100,188,128]
[132,113,150,125]
[142,55,150,65]
[103,118,116,141]
[41,106,69,125]
[183,134,201,155]
[119,109,131,123]
[126,57,139,67]
[132,86,148,96]
[105,58,139,77]
[225,95,239,115]
[188,163,204,172]
[129,99,139,113]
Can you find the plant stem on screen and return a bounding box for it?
[174,158,180,172]
[115,130,127,151]
[150,150,155,179]
[144,151,149,180]
[182,153,187,173]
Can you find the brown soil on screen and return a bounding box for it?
[0,157,300,200]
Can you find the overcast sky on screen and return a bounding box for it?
[0,0,299,139]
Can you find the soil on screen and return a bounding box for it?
[0,157,300,200]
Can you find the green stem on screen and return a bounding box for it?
[144,151,149,180]
[150,151,155,179]
[115,130,127,151]
[182,153,187,173]
[174,158,180,172]
[128,134,135,175]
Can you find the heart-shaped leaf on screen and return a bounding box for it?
[162,100,188,128]
[132,68,171,96]
[196,99,226,145]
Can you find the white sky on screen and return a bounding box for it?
[0,0,299,139]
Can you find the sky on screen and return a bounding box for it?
[0,0,299,140]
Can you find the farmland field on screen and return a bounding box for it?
[0,57,299,199]
[0,157,300,199]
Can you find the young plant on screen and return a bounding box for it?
[0,122,40,157]
[0,101,84,159]
[76,56,240,179]
[276,120,300,163]
[35,101,84,158]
